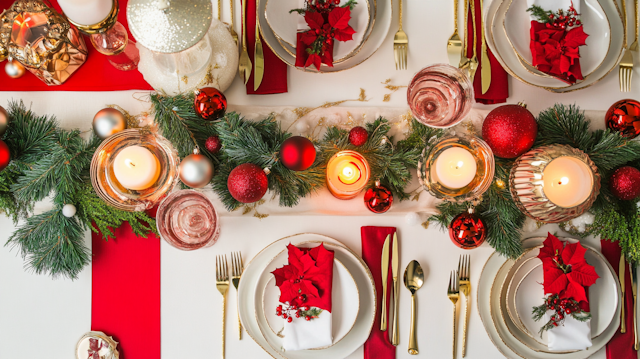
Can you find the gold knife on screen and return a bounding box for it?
[381,234,391,331]
[468,0,478,83]
[630,262,638,350]
[254,1,264,91]
[620,255,627,333]
[391,232,400,346]
[479,0,491,94]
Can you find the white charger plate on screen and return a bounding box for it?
[265,0,371,64]
[262,257,360,349]
[237,233,375,359]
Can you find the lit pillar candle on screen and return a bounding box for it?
[326,151,370,199]
[113,146,161,191]
[58,0,113,26]
[543,156,594,208]
[433,147,478,189]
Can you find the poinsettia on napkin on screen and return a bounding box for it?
[532,233,599,351]
[272,243,335,350]
[527,0,588,84]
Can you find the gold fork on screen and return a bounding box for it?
[238,0,252,84]
[620,0,633,92]
[393,0,408,70]
[447,0,463,67]
[228,0,238,45]
[467,0,479,83]
[458,255,470,357]
[231,252,244,340]
[448,270,460,359]
[216,255,230,359]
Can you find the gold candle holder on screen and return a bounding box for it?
[326,150,371,200]
[509,144,600,223]
[417,135,495,203]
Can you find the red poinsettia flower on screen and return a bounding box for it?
[88,338,105,359]
[538,233,599,303]
[530,21,588,84]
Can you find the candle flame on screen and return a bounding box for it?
[455,161,464,170]
[338,162,362,185]
[125,159,136,168]
[558,177,569,185]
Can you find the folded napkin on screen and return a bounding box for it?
[544,294,592,351]
[361,226,396,359]
[272,243,334,350]
[601,240,638,359]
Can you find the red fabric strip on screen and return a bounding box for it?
[361,226,396,359]
[600,240,637,359]
[92,222,161,359]
[0,0,153,91]
[242,0,289,94]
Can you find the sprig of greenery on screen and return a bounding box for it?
[526,5,554,24]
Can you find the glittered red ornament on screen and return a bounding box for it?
[227,163,269,203]
[364,183,393,213]
[610,166,640,200]
[0,139,10,172]
[482,103,537,159]
[280,136,316,171]
[205,135,222,153]
[349,126,369,146]
[194,87,227,121]
[605,99,640,139]
[448,211,486,249]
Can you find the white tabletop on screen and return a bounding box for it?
[0,0,638,358]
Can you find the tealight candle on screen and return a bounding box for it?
[433,147,478,189]
[113,146,161,191]
[58,0,113,26]
[326,151,370,199]
[543,156,594,208]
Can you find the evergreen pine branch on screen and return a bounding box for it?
[585,130,640,172]
[3,101,58,163]
[535,104,592,149]
[211,160,242,211]
[0,161,32,222]
[527,5,554,23]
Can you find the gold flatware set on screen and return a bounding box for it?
[448,255,471,358]
[380,233,401,345]
[217,252,245,359]
[393,0,408,70]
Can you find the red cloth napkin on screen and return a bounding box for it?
[92,222,161,359]
[0,0,153,91]
[466,0,509,104]
[600,240,637,359]
[242,0,288,94]
[361,226,396,359]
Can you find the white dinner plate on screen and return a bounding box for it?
[265,0,371,64]
[237,233,375,359]
[262,257,360,349]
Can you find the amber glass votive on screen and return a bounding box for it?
[326,150,371,200]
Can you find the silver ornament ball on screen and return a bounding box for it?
[62,204,77,218]
[179,153,214,188]
[93,108,127,140]
[0,105,8,137]
[5,60,25,78]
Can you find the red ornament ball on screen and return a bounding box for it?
[205,135,222,153]
[280,136,317,171]
[349,126,368,146]
[0,139,10,172]
[227,163,269,203]
[448,211,486,249]
[482,103,537,158]
[194,87,227,120]
[610,166,640,200]
[605,99,640,139]
[364,184,393,213]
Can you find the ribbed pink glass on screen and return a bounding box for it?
[90,22,140,71]
[407,64,474,128]
[156,190,220,251]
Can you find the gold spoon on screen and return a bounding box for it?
[404,260,424,355]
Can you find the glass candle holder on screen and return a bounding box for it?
[156,190,220,250]
[90,129,180,211]
[407,64,474,128]
[417,135,495,203]
[326,150,371,200]
[509,144,601,223]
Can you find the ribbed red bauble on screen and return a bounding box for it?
[349,126,368,146]
[610,166,640,200]
[0,139,10,172]
[482,103,537,159]
[227,163,269,203]
[605,99,640,139]
[280,136,316,171]
[194,87,227,121]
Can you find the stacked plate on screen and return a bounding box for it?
[483,0,625,92]
[238,233,376,358]
[258,0,392,72]
[478,236,622,358]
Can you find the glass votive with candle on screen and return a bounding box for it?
[509,144,600,223]
[417,135,494,203]
[326,150,371,200]
[90,129,180,211]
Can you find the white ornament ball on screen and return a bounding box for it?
[62,204,77,218]
[405,212,422,226]
[179,152,214,188]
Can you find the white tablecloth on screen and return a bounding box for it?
[1,0,639,357]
